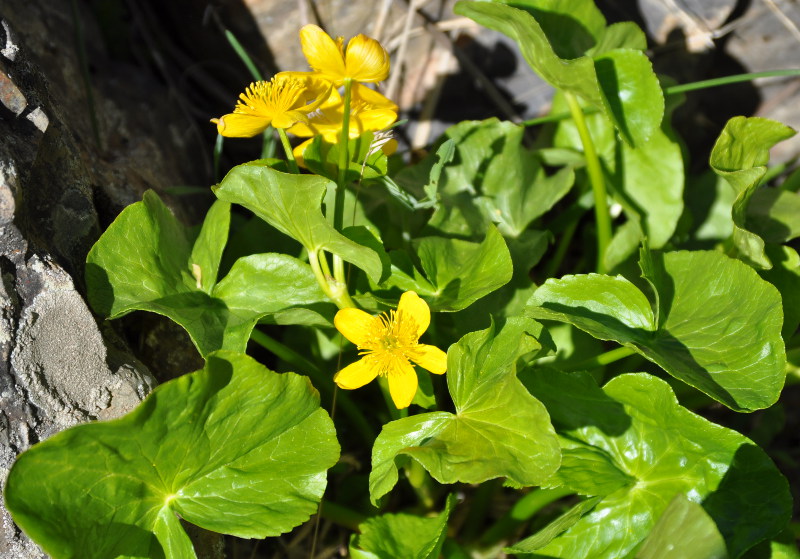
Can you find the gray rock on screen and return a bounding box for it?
[0,0,205,554]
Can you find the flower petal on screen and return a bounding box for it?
[299,25,347,82]
[412,344,447,375]
[334,358,379,390]
[352,109,398,136]
[335,307,377,347]
[345,34,390,83]
[397,291,430,340]
[351,83,398,110]
[388,358,418,409]
[212,113,271,138]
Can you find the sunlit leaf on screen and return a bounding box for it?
[213,160,384,282]
[515,371,790,558]
[370,318,560,504]
[350,495,456,559]
[527,250,785,411]
[455,1,663,146]
[86,191,334,355]
[5,351,340,559]
[710,116,796,269]
[637,494,728,559]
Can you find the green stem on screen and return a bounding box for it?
[334,78,354,231]
[664,69,800,95]
[480,487,574,546]
[318,249,333,280]
[461,479,502,540]
[213,134,224,183]
[277,128,299,174]
[309,250,335,301]
[249,329,375,444]
[319,500,368,531]
[563,346,636,372]
[404,460,436,510]
[331,78,354,302]
[544,218,579,279]
[309,249,355,310]
[261,128,276,159]
[563,91,612,274]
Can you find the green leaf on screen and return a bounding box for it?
[527,250,785,411]
[86,190,196,317]
[5,351,340,559]
[423,139,456,205]
[86,192,333,355]
[443,229,552,338]
[710,116,796,269]
[637,494,728,559]
[593,48,665,147]
[417,119,573,239]
[496,0,606,59]
[550,88,683,268]
[759,245,800,339]
[369,318,560,505]
[189,200,231,293]
[213,160,383,282]
[454,1,663,146]
[591,22,647,54]
[302,132,390,183]
[479,131,575,237]
[350,494,457,559]
[505,497,601,554]
[746,187,800,243]
[416,225,513,311]
[544,445,634,496]
[518,371,791,558]
[743,528,800,559]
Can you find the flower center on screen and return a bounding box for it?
[235,77,307,117]
[359,310,420,376]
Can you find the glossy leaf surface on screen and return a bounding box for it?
[5,352,340,558]
[369,318,560,504]
[516,371,790,558]
[86,191,333,355]
[710,116,796,268]
[527,250,785,411]
[350,495,456,559]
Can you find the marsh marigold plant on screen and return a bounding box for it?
[334,291,447,409]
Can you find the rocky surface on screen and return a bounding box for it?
[0,1,207,556]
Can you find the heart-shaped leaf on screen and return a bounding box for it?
[369,318,560,504]
[415,225,513,311]
[527,250,785,411]
[86,191,334,355]
[454,1,663,146]
[5,351,340,559]
[213,160,384,282]
[515,370,790,558]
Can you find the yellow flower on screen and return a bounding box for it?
[211,74,331,137]
[289,82,398,162]
[296,24,390,85]
[334,291,447,409]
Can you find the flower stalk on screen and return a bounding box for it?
[277,128,300,174]
[563,91,612,273]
